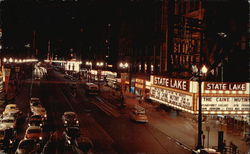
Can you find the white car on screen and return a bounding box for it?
[30,98,43,112]
[0,116,16,129]
[30,98,40,106]
[24,126,43,141]
[3,104,21,118]
[32,107,47,120]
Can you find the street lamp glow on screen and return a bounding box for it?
[3,58,7,63]
[9,58,13,63]
[15,59,18,63]
[201,65,208,74]
[119,62,123,68]
[124,63,128,68]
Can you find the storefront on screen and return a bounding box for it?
[150,75,194,113]
[120,73,130,92]
[89,70,106,82]
[150,75,250,122]
[106,71,118,89]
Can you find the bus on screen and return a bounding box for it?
[85,83,99,95]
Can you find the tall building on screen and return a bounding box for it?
[117,0,162,74]
[117,0,248,82]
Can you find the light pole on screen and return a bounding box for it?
[85,61,92,82]
[192,65,208,150]
[96,62,104,91]
[119,62,129,92]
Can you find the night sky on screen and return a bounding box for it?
[1,0,120,59]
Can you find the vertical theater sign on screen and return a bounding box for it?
[150,75,250,115]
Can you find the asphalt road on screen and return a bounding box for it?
[11,66,191,154]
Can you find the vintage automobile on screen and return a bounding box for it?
[62,112,79,127]
[129,105,148,123]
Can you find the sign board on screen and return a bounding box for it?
[204,82,246,91]
[150,86,193,111]
[151,75,190,92]
[200,96,250,112]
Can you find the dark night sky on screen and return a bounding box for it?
[1,0,121,59]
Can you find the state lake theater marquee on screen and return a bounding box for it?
[149,75,195,113]
[200,82,250,115]
[149,75,250,115]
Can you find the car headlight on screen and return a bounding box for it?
[40,123,43,126]
[9,140,13,144]
[65,121,68,124]
[76,120,79,124]
[67,140,71,145]
[44,114,47,118]
[28,124,31,126]
[39,136,42,140]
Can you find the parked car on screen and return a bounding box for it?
[15,139,40,154]
[0,116,16,129]
[24,126,43,141]
[30,98,40,106]
[30,101,43,113]
[129,105,148,123]
[0,127,16,149]
[28,115,44,127]
[2,104,22,118]
[62,112,79,127]
[32,107,47,120]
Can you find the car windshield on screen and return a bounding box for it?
[33,102,42,107]
[65,114,76,119]
[2,119,14,123]
[28,129,41,134]
[19,140,35,149]
[31,115,42,119]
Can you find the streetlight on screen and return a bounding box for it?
[9,58,13,63]
[3,58,7,63]
[96,61,104,90]
[192,65,208,150]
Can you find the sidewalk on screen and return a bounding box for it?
[101,85,250,154]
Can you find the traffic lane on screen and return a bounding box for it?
[146,108,196,150]
[72,88,169,153]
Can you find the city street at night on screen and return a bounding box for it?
[0,0,249,154]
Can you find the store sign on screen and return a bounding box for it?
[135,83,144,89]
[136,78,144,84]
[204,82,246,91]
[152,76,189,91]
[201,96,250,112]
[150,86,193,110]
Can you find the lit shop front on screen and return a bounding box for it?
[150,75,250,115]
[89,70,106,81]
[134,78,151,98]
[150,75,195,113]
[199,82,250,115]
[106,71,118,89]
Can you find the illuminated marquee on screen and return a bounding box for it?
[150,86,193,111]
[200,96,250,113]
[152,76,189,91]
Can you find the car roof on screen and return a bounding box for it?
[26,126,42,130]
[6,104,17,108]
[64,112,76,115]
[31,97,39,100]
